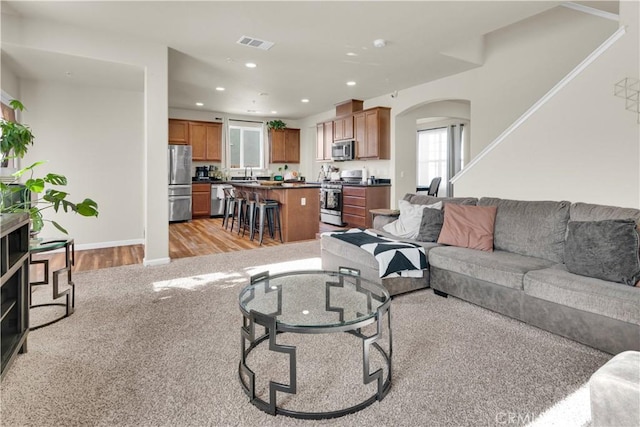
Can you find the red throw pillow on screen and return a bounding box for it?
[437,204,498,251]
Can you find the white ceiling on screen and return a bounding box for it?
[1,1,618,119]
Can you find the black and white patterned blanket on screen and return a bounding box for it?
[325,228,427,278]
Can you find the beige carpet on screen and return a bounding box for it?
[1,240,609,426]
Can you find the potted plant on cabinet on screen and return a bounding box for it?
[267,119,286,130]
[0,100,99,235]
[0,100,34,174]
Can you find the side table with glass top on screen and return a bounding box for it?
[238,268,392,419]
[29,237,75,330]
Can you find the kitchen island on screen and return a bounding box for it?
[230,182,321,243]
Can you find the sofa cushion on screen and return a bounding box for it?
[429,246,555,290]
[565,219,640,285]
[437,204,497,251]
[403,193,478,206]
[383,200,442,239]
[478,198,570,263]
[416,207,444,242]
[524,264,640,325]
[570,202,640,223]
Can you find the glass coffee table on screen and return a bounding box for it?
[238,268,392,419]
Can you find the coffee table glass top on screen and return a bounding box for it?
[239,270,390,329]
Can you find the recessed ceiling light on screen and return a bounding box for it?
[271,110,278,114]
[373,39,386,48]
[245,62,257,68]
[346,81,356,86]
[195,102,204,107]
[301,99,310,103]
[346,52,358,57]
[65,71,73,77]
[215,87,225,91]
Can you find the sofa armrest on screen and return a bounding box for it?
[371,209,400,230]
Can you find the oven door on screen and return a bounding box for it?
[321,188,341,213]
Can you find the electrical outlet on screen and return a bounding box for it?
[301,197,306,206]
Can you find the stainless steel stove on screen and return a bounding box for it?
[319,170,363,226]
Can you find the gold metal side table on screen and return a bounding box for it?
[29,238,75,330]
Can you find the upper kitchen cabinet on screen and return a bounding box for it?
[189,121,222,161]
[168,119,189,145]
[354,107,391,160]
[333,115,353,141]
[316,121,333,161]
[270,128,300,163]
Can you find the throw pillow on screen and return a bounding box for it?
[416,207,444,242]
[437,204,497,251]
[564,219,640,285]
[383,200,442,239]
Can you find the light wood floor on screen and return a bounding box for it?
[31,218,345,273]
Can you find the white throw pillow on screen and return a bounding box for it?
[383,200,442,239]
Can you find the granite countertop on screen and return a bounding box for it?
[229,182,321,189]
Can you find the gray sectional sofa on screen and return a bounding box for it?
[321,194,640,355]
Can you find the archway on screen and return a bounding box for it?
[393,99,470,203]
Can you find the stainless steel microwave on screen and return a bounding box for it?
[331,140,354,161]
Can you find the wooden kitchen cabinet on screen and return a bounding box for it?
[169,119,190,145]
[333,115,353,141]
[190,122,222,161]
[192,183,211,218]
[270,128,300,163]
[354,107,391,160]
[342,185,390,228]
[316,121,334,161]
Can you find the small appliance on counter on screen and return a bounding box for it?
[340,169,363,183]
[195,166,209,180]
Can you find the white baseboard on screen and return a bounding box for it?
[39,238,144,254]
[143,257,171,267]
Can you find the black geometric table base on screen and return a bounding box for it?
[29,239,75,330]
[239,270,392,419]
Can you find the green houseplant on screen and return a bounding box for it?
[0,100,34,167]
[267,119,286,130]
[0,100,98,234]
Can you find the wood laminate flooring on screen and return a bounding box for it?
[31,218,346,273]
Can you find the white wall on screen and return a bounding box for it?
[1,62,20,100]
[454,1,639,208]
[370,4,618,204]
[3,13,169,264]
[20,81,145,245]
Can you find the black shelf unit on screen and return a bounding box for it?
[1,213,29,380]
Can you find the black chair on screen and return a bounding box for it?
[427,177,442,197]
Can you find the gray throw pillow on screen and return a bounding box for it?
[565,219,640,285]
[416,207,444,242]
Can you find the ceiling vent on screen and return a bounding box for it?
[237,36,274,51]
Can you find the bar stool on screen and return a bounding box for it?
[230,190,246,233]
[240,191,257,238]
[254,193,283,245]
[222,187,235,230]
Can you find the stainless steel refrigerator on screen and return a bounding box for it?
[168,144,192,222]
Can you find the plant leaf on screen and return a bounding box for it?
[25,178,45,193]
[8,100,25,111]
[44,173,67,186]
[76,199,99,217]
[50,220,68,235]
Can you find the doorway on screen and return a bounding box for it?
[417,123,465,197]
